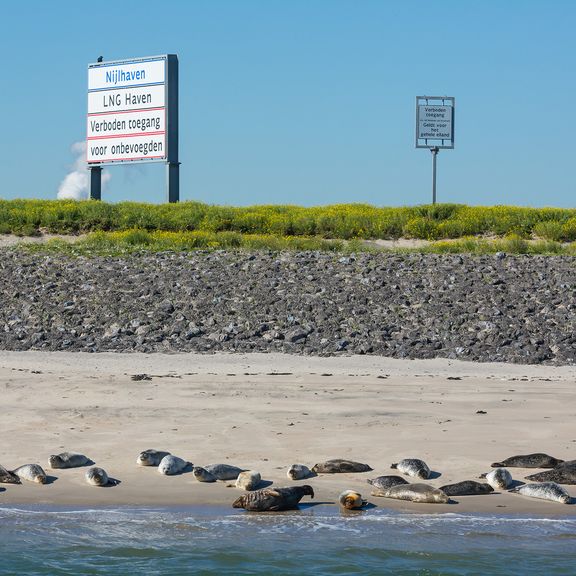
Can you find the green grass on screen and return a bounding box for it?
[4,199,576,255]
[16,229,350,256]
[12,229,576,257]
[3,199,576,241]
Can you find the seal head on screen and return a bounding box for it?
[339,490,367,510]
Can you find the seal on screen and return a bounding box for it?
[85,467,110,487]
[511,482,571,504]
[193,464,244,482]
[311,459,372,474]
[483,468,513,490]
[0,464,21,484]
[235,471,261,491]
[491,453,564,469]
[339,490,367,510]
[391,458,430,480]
[13,464,47,484]
[233,485,314,511]
[287,464,312,480]
[367,475,408,490]
[49,452,92,469]
[137,449,171,467]
[371,483,449,504]
[439,480,494,496]
[158,455,189,476]
[525,460,576,484]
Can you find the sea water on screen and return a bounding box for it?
[1,505,575,575]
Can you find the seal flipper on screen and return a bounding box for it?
[390,463,398,469]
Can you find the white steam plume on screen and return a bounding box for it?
[57,141,111,200]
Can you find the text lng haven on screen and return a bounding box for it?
[88,85,165,114]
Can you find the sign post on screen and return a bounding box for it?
[87,54,179,202]
[415,96,454,204]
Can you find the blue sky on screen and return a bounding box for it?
[0,0,574,207]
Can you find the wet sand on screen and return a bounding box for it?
[1,351,575,515]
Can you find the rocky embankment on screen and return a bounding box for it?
[1,250,575,364]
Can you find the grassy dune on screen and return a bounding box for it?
[2,199,576,254]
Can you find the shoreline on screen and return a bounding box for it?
[1,351,575,515]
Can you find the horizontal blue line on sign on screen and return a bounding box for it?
[88,57,166,69]
[89,82,165,93]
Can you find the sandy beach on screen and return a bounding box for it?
[1,351,575,515]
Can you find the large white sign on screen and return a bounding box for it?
[87,57,168,164]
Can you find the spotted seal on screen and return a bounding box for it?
[511,482,572,504]
[287,464,312,480]
[0,464,21,484]
[525,460,576,484]
[483,468,513,490]
[233,485,314,511]
[339,490,367,509]
[367,475,408,490]
[439,480,494,496]
[235,471,261,491]
[137,449,171,467]
[193,464,244,482]
[371,483,449,504]
[311,459,372,474]
[13,464,47,484]
[391,458,430,480]
[49,452,92,469]
[158,455,190,475]
[85,467,110,487]
[491,453,564,469]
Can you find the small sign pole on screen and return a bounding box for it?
[431,146,439,205]
[90,166,102,200]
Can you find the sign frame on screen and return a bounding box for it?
[87,54,178,166]
[415,96,455,149]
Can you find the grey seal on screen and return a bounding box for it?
[287,464,312,480]
[525,460,576,484]
[367,475,408,490]
[311,459,372,474]
[235,471,261,491]
[193,464,244,482]
[339,490,367,509]
[13,464,47,484]
[233,485,314,511]
[49,452,92,469]
[511,482,572,504]
[391,458,430,480]
[439,480,494,496]
[483,468,513,490]
[158,455,189,475]
[137,449,171,467]
[0,464,21,484]
[371,483,449,504]
[491,453,564,469]
[85,467,110,487]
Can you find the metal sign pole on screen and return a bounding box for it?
[89,166,102,200]
[166,54,179,203]
[431,147,439,204]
